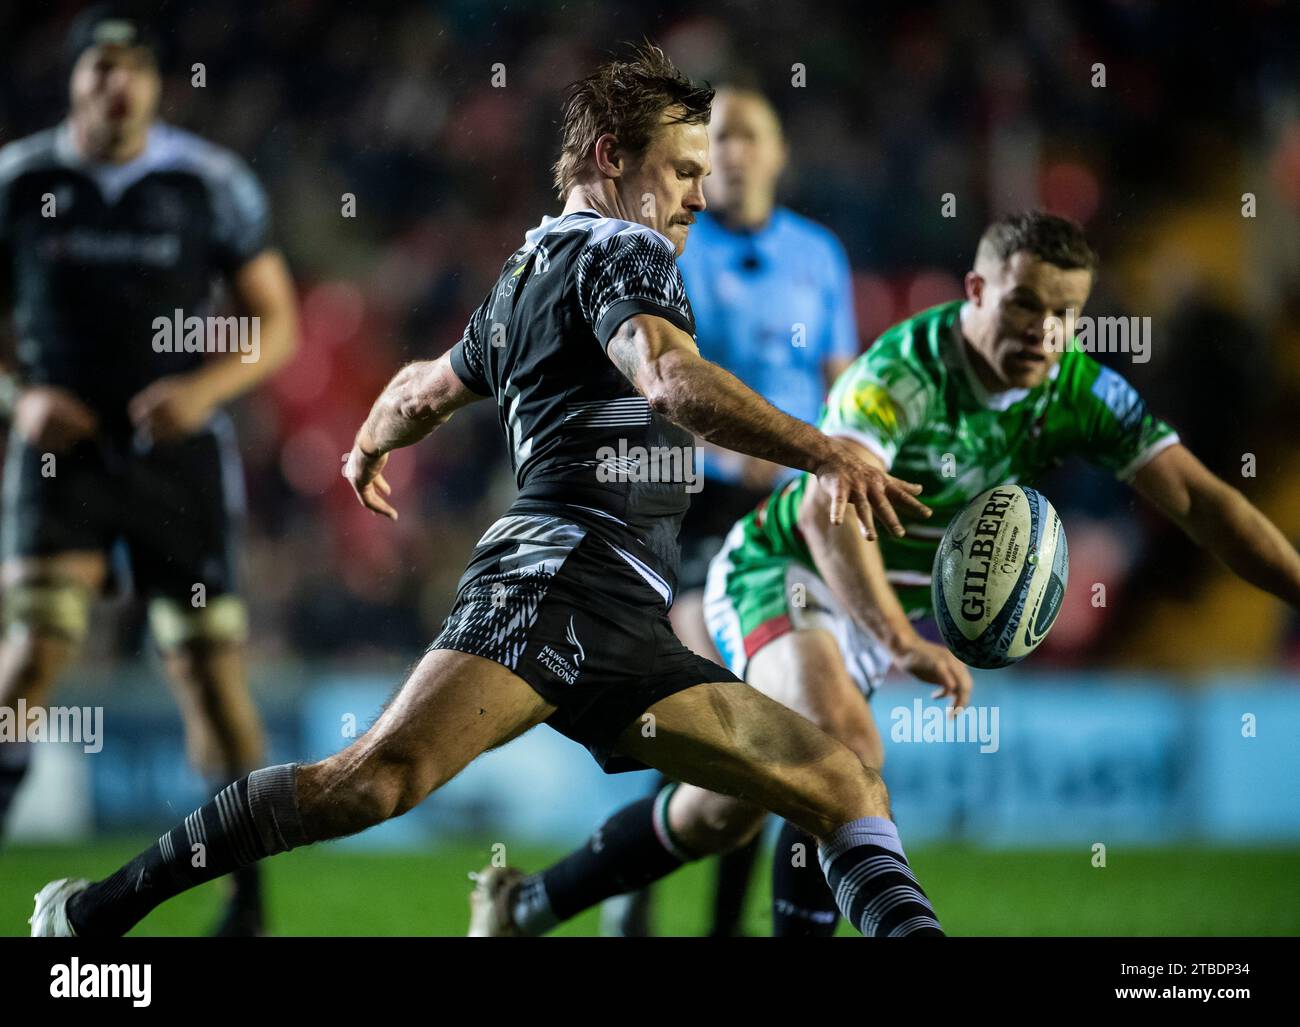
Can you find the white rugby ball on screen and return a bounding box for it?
[931,485,1068,669]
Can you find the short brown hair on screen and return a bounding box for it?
[976,211,1099,273]
[552,42,714,199]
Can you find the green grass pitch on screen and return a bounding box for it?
[4,838,1298,936]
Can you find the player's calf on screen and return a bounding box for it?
[665,782,766,855]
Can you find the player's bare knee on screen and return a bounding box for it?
[798,751,891,837]
[668,784,763,856]
[847,762,890,819]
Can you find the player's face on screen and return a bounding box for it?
[620,111,710,255]
[706,93,785,213]
[968,252,1093,389]
[70,44,160,145]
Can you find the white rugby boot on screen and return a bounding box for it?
[29,878,90,937]
[467,865,525,937]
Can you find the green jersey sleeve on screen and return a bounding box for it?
[1061,354,1179,479]
[819,343,934,468]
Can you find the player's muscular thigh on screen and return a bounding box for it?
[747,628,882,768]
[296,649,554,839]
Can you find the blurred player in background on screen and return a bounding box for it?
[0,6,298,935]
[502,211,1300,936]
[606,87,861,937]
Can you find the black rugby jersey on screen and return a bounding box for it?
[0,121,269,436]
[449,210,700,578]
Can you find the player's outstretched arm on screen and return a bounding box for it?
[797,442,972,709]
[1133,442,1300,609]
[343,351,484,519]
[607,313,930,539]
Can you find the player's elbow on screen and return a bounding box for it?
[639,347,696,419]
[393,361,453,426]
[1183,475,1245,541]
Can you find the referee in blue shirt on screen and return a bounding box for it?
[607,87,862,936]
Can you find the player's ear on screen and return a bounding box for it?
[964,270,985,306]
[593,133,624,179]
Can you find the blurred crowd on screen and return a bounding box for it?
[2,0,1299,669]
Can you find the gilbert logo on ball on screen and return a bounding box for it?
[931,485,1068,669]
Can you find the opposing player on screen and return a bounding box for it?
[487,210,1300,937]
[608,86,862,937]
[29,44,945,939]
[0,7,298,934]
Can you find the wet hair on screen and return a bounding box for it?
[553,42,713,199]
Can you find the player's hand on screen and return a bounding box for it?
[12,386,99,452]
[342,445,398,520]
[894,636,973,712]
[812,437,930,541]
[127,375,216,444]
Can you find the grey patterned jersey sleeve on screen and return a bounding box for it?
[574,226,693,349]
[449,298,491,396]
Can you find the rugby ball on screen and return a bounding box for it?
[931,485,1068,669]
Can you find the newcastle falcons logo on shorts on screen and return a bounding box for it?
[564,616,585,666]
[537,615,584,685]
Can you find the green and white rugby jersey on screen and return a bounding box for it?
[716,299,1178,621]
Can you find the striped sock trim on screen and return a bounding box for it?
[818,815,904,872]
[247,763,307,852]
[650,782,696,862]
[889,913,945,937]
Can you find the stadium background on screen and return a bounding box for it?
[2,0,1298,935]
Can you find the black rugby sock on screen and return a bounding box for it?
[206,775,265,920]
[67,764,305,937]
[514,784,695,935]
[773,820,840,936]
[709,829,762,936]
